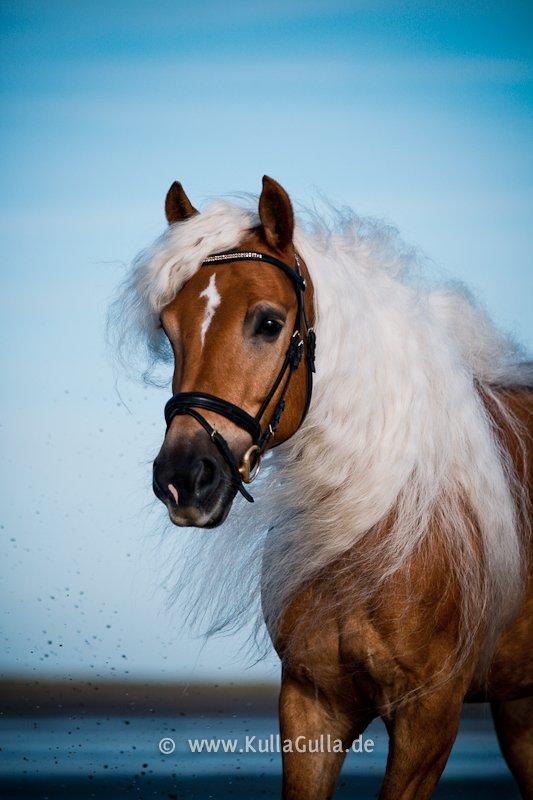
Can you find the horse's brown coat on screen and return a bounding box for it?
[276,388,532,799]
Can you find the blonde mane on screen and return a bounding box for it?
[109,197,531,668]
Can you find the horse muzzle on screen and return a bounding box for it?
[152,434,239,528]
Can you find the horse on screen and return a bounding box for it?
[110,176,532,799]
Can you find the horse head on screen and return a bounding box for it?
[152,177,315,527]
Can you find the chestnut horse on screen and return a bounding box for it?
[112,177,532,798]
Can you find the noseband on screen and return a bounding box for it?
[163,250,316,502]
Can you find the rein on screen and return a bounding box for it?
[163,250,316,502]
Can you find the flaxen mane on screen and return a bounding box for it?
[109,197,531,673]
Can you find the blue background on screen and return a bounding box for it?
[1,1,531,682]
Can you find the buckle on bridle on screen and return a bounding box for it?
[239,444,262,484]
[288,331,304,368]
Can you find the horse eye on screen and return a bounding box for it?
[254,317,283,338]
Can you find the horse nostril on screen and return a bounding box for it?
[191,457,219,499]
[168,483,179,504]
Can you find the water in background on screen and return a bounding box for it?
[0,714,519,799]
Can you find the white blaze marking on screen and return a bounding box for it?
[199,274,221,347]
[168,483,179,504]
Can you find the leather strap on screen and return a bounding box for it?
[203,250,306,292]
[165,392,261,441]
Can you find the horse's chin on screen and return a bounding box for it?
[166,494,234,529]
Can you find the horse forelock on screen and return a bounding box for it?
[109,195,531,674]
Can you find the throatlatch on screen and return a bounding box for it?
[163,250,316,502]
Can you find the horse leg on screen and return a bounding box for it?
[491,697,533,798]
[378,688,464,800]
[279,672,370,800]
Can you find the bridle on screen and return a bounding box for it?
[163,249,316,502]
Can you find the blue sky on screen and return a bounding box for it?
[1,2,531,682]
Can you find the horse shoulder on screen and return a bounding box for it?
[275,530,472,713]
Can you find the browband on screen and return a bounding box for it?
[163,250,316,502]
[201,251,307,291]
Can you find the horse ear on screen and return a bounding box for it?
[165,181,198,224]
[258,175,294,251]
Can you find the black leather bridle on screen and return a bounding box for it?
[163,250,316,502]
